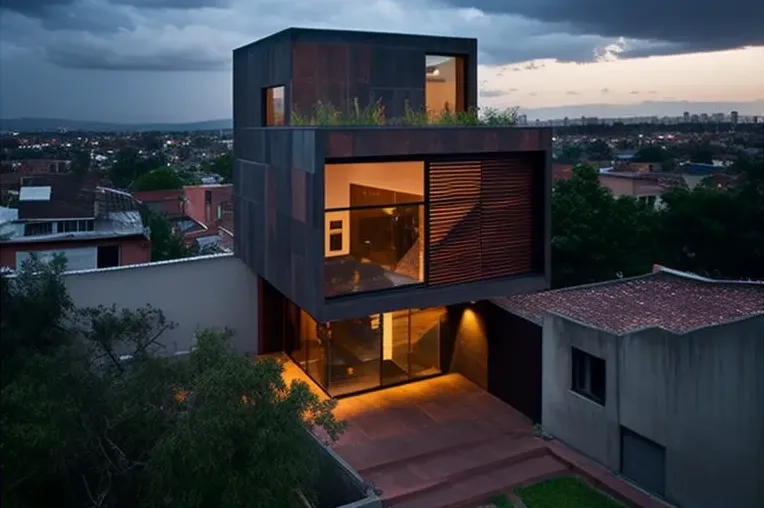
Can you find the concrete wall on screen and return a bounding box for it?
[63,254,259,355]
[2,235,151,270]
[542,312,764,508]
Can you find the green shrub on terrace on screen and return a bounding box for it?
[290,97,518,126]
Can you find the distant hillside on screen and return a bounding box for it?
[0,118,233,133]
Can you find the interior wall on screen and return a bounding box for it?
[426,57,459,116]
[325,161,425,209]
[324,161,424,258]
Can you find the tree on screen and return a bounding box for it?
[583,139,613,161]
[138,206,193,261]
[551,165,658,288]
[110,148,167,189]
[631,145,675,163]
[132,167,184,192]
[656,156,764,280]
[206,153,233,182]
[1,257,345,508]
[556,144,583,164]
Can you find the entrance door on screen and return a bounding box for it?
[621,426,667,496]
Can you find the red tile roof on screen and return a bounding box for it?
[494,266,764,334]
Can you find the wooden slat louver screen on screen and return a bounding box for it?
[428,160,482,285]
[480,158,534,278]
[427,155,536,286]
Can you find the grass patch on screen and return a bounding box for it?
[489,493,515,508]
[516,477,623,508]
[290,97,518,126]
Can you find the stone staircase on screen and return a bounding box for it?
[337,424,569,508]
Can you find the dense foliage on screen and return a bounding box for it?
[132,167,184,192]
[551,159,764,287]
[1,257,345,508]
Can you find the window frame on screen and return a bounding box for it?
[424,54,467,115]
[263,85,286,126]
[571,347,606,405]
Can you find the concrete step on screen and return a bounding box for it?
[369,435,552,506]
[387,454,570,508]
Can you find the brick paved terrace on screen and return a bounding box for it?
[273,355,669,508]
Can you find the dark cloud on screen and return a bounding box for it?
[600,88,610,94]
[0,0,75,16]
[438,0,764,57]
[44,44,231,71]
[111,0,232,8]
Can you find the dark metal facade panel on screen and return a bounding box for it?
[286,28,477,121]
[233,128,321,318]
[232,33,292,129]
[323,127,551,158]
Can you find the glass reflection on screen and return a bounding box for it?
[324,204,424,297]
[326,315,382,397]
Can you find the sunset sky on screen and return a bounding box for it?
[0,0,762,122]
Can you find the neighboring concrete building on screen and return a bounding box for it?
[233,27,551,397]
[494,266,764,508]
[598,171,675,208]
[133,184,233,252]
[0,175,151,270]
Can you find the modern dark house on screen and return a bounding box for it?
[233,27,552,397]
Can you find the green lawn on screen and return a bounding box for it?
[515,477,623,508]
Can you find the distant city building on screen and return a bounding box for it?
[683,111,690,123]
[731,111,739,124]
[0,175,150,270]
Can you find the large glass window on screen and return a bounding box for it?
[323,307,444,396]
[326,314,382,396]
[425,55,465,119]
[264,86,285,126]
[324,161,425,298]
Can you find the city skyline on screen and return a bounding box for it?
[1,0,763,122]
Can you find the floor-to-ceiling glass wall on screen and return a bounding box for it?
[285,299,446,397]
[325,307,446,396]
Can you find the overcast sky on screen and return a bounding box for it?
[0,0,763,122]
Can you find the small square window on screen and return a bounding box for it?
[329,232,343,252]
[329,220,342,230]
[571,347,606,405]
[264,86,285,126]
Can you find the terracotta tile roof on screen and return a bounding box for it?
[493,267,764,334]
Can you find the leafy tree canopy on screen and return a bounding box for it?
[551,158,764,287]
[138,206,193,262]
[1,256,345,508]
[631,145,676,163]
[110,148,167,189]
[132,167,184,192]
[205,153,233,182]
[551,164,658,288]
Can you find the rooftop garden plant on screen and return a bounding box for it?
[290,97,518,126]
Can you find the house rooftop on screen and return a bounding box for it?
[493,266,764,335]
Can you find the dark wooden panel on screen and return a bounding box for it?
[428,160,481,204]
[480,158,534,278]
[428,202,482,285]
[427,156,536,286]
